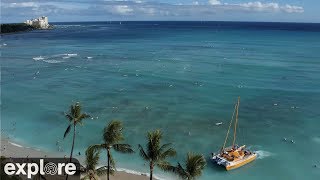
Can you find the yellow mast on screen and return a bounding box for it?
[221,99,238,153]
[232,97,240,148]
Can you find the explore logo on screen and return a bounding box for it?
[1,158,80,179]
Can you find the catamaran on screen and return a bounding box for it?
[211,97,257,170]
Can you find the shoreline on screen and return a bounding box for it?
[0,136,157,180]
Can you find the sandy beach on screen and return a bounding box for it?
[0,137,153,180]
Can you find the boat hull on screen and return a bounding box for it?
[211,152,257,170]
[226,153,257,170]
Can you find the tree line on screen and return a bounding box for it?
[64,102,206,180]
[0,24,35,34]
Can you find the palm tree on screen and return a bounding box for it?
[90,120,134,180]
[174,152,206,180]
[63,102,90,180]
[63,102,90,163]
[81,147,108,180]
[138,129,177,180]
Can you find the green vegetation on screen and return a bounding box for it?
[90,120,134,180]
[0,23,35,34]
[138,129,177,180]
[81,147,108,180]
[59,102,207,180]
[175,152,207,180]
[63,102,91,162]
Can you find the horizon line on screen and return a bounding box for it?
[3,20,320,24]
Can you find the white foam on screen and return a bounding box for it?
[33,56,45,61]
[117,168,166,180]
[86,56,93,59]
[43,60,63,64]
[66,53,77,57]
[255,150,273,159]
[117,168,144,176]
[8,142,23,148]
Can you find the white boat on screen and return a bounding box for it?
[211,97,257,170]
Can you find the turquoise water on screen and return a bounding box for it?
[1,22,320,179]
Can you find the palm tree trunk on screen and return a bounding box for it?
[66,123,76,180]
[150,162,153,180]
[70,123,76,162]
[107,148,111,180]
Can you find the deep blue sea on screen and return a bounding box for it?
[1,21,320,179]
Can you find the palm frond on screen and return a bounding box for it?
[89,144,107,151]
[175,163,188,179]
[74,102,81,118]
[103,120,124,144]
[65,113,73,122]
[147,130,162,160]
[63,124,71,139]
[96,166,109,176]
[85,146,100,171]
[83,170,99,180]
[76,113,90,126]
[79,113,91,120]
[160,148,176,159]
[113,144,134,153]
[184,152,206,179]
[141,129,176,167]
[159,143,172,152]
[138,144,150,161]
[70,104,76,117]
[156,161,175,172]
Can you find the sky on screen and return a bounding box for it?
[1,0,320,23]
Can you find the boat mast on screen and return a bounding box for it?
[220,99,238,153]
[232,97,240,148]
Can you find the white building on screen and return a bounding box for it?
[24,16,50,29]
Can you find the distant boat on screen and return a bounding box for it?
[211,97,257,170]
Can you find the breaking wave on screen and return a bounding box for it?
[33,56,45,61]
[8,141,23,148]
[117,168,167,180]
[33,53,78,63]
[43,60,63,64]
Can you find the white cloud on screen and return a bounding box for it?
[138,7,156,15]
[236,1,304,13]
[240,2,279,9]
[113,5,133,15]
[282,4,304,13]
[208,0,221,5]
[8,2,39,8]
[207,1,304,13]
[2,0,305,22]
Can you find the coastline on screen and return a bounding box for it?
[0,136,156,180]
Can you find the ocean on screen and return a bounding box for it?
[1,21,320,179]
